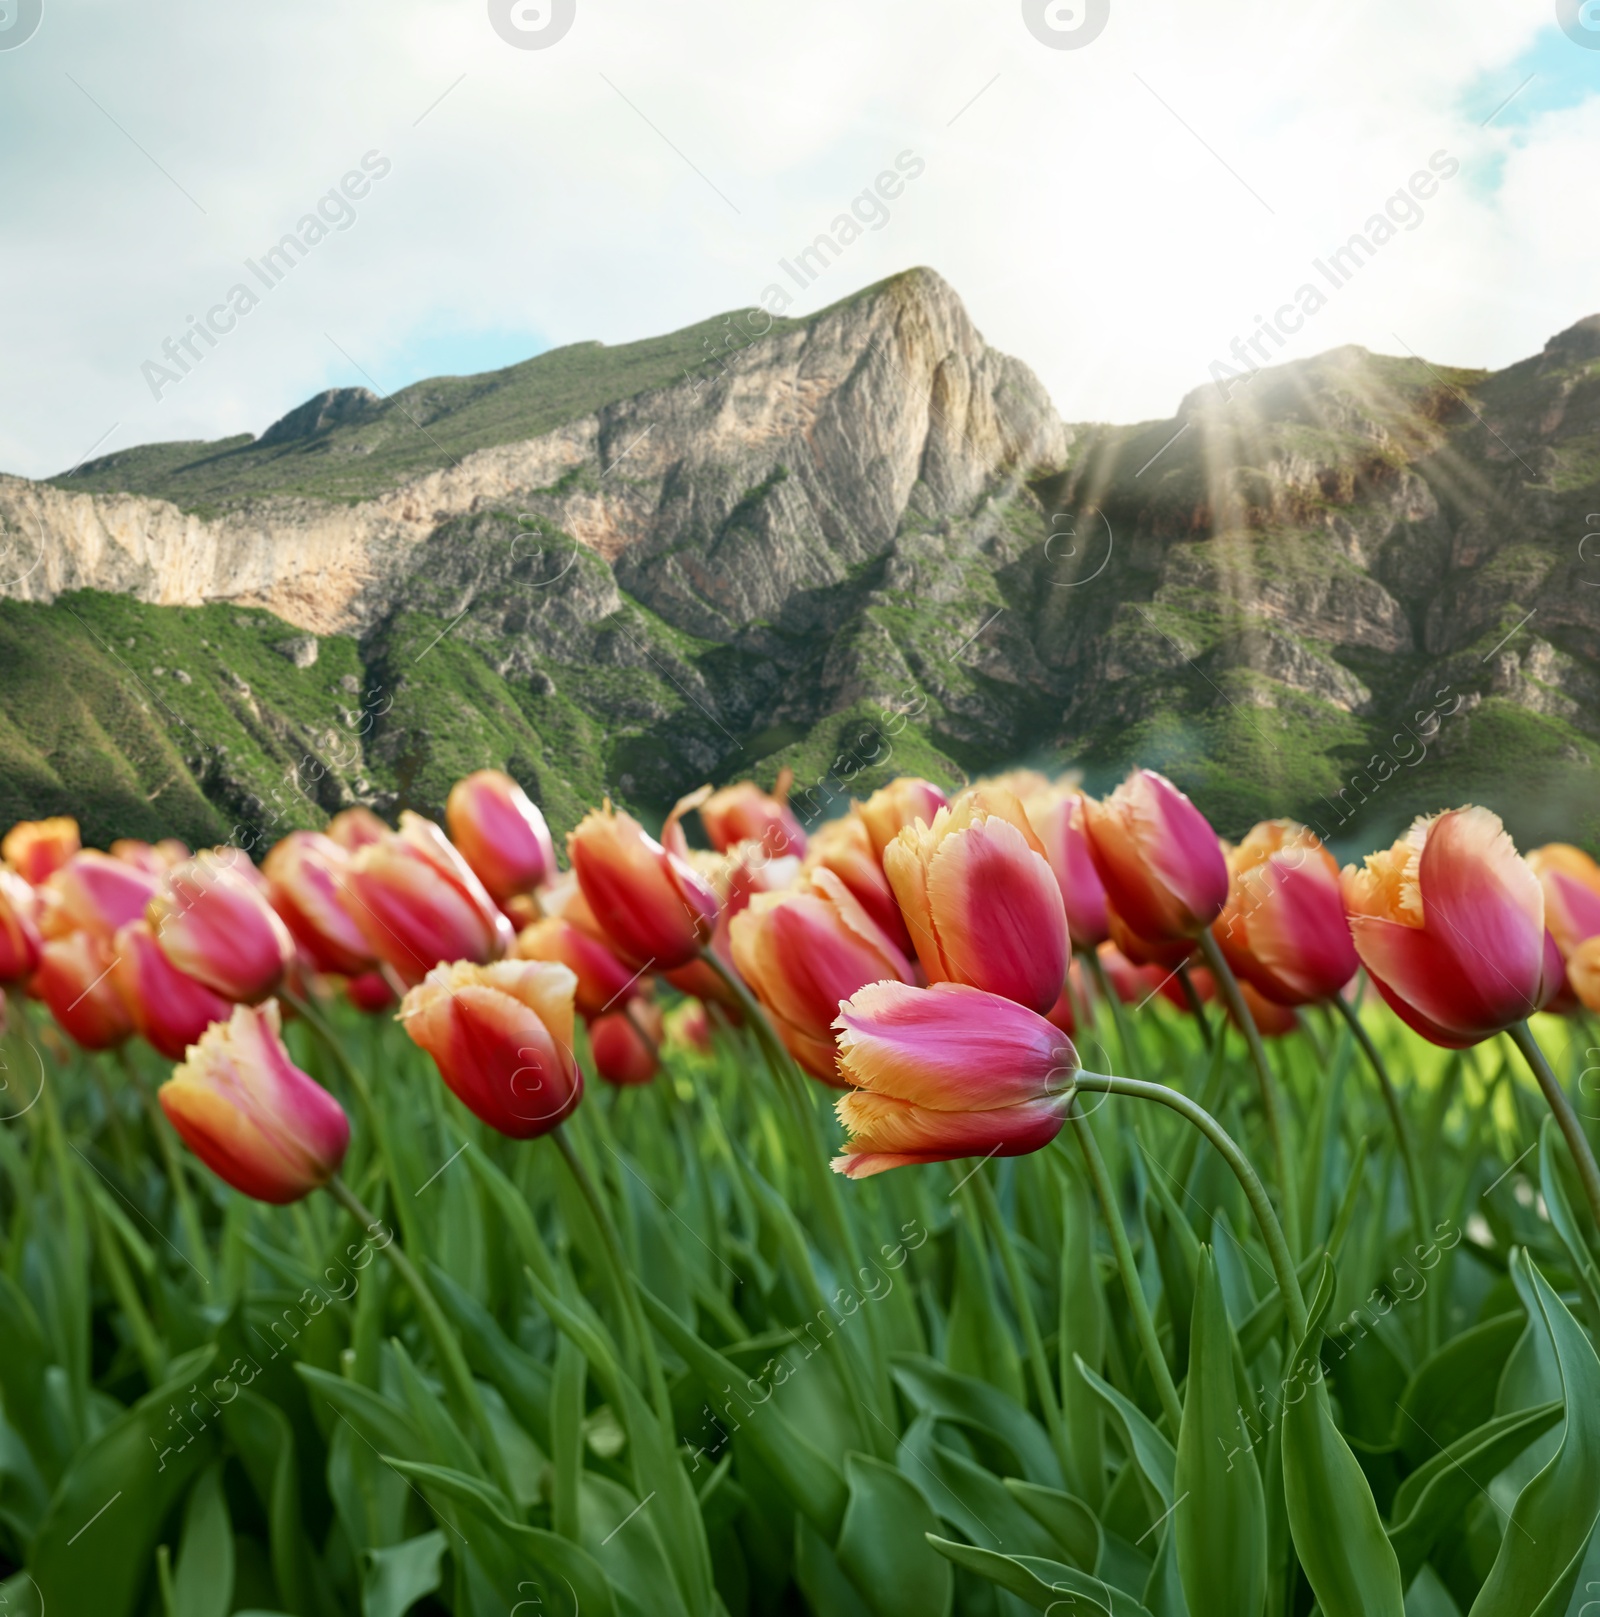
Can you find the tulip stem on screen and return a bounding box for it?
[551,1128,675,1437]
[1196,930,1301,1259]
[1082,948,1144,1082]
[1066,1103,1186,1434]
[117,1047,214,1288]
[325,1172,518,1502]
[1075,1071,1309,1342]
[1174,964,1214,1049]
[969,1165,1077,1477]
[1509,1020,1600,1232]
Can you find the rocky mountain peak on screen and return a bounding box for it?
[256,386,383,447]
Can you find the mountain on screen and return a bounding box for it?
[1,269,1596,855]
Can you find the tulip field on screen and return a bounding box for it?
[0,769,1598,1617]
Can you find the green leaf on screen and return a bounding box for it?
[794,1515,872,1617]
[1391,1313,1525,1467]
[926,1537,1154,1615]
[891,1355,1062,1489]
[1467,1251,1600,1616]
[170,1462,232,1617]
[895,1417,1059,1560]
[946,1211,1026,1406]
[1538,1119,1600,1332]
[361,1532,446,1617]
[1280,1257,1404,1617]
[1175,1251,1265,1617]
[1003,1478,1102,1571]
[1385,1401,1562,1582]
[427,1261,553,1451]
[836,1453,952,1617]
[1057,1161,1108,1508]
[0,1271,67,1486]
[1075,1356,1175,1510]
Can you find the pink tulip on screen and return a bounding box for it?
[1022,785,1111,951]
[148,853,296,1003]
[112,920,233,1060]
[446,770,558,903]
[263,831,376,977]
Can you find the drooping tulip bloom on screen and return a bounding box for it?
[32,932,133,1050]
[589,1000,663,1086]
[568,804,719,970]
[148,854,296,1003]
[342,812,514,986]
[400,959,582,1138]
[3,817,80,884]
[325,806,390,853]
[344,971,397,1014]
[1214,821,1358,1006]
[698,772,807,858]
[446,770,558,903]
[884,787,1069,1015]
[111,920,233,1060]
[1526,844,1600,960]
[44,851,162,942]
[856,777,949,862]
[0,872,41,984]
[1083,770,1229,946]
[731,868,917,1081]
[802,811,913,954]
[516,914,639,1019]
[1018,784,1110,951]
[1342,807,1547,1047]
[831,980,1078,1178]
[159,1001,350,1204]
[263,831,376,977]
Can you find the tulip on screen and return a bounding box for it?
[730,867,917,1081]
[1018,783,1110,950]
[1569,935,1600,1015]
[0,871,40,984]
[44,851,162,942]
[884,787,1069,1015]
[325,806,390,853]
[671,837,801,1010]
[1526,844,1600,959]
[664,998,713,1054]
[856,777,949,861]
[159,1001,350,1203]
[149,853,296,1003]
[590,1000,663,1086]
[568,804,719,970]
[263,831,376,977]
[345,970,397,1014]
[1083,770,1229,945]
[32,932,133,1050]
[698,772,807,858]
[1342,807,1546,1046]
[516,914,639,1019]
[342,812,514,986]
[1214,821,1358,1006]
[1106,905,1195,971]
[1169,965,1297,1038]
[446,769,558,903]
[110,837,184,875]
[400,958,582,1138]
[802,812,912,954]
[111,920,233,1060]
[831,980,1077,1178]
[3,816,80,884]
[1096,941,1163,1005]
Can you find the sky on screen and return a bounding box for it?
[2,0,1599,479]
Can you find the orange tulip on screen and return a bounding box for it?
[342,812,514,986]
[149,853,296,1003]
[802,812,912,954]
[32,932,133,1050]
[589,1000,663,1086]
[0,871,40,984]
[400,959,582,1138]
[516,914,639,1019]
[1083,770,1229,946]
[44,851,162,942]
[1526,844,1600,959]
[1018,784,1110,951]
[831,980,1078,1178]
[568,804,719,970]
[3,816,80,884]
[1213,821,1357,1006]
[263,831,376,977]
[111,920,232,1060]
[730,868,916,1081]
[446,769,558,903]
[856,777,949,862]
[1342,807,1548,1047]
[325,806,390,853]
[884,787,1069,1015]
[159,1001,350,1204]
[698,773,807,858]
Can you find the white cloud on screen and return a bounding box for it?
[0,0,1591,477]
